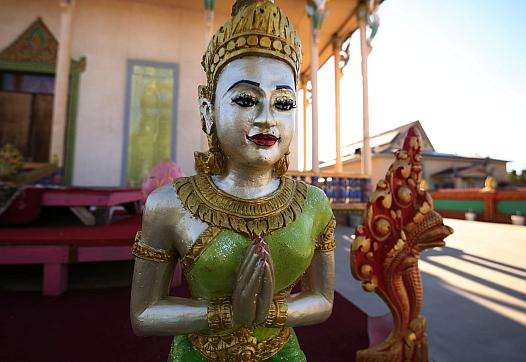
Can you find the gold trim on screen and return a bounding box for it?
[264,294,288,328]
[188,326,291,362]
[132,232,176,262]
[207,298,233,331]
[181,226,222,273]
[174,175,307,236]
[315,216,337,252]
[202,1,302,102]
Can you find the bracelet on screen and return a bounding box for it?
[264,295,288,327]
[207,298,233,331]
[132,232,176,262]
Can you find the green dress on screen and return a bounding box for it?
[168,175,334,362]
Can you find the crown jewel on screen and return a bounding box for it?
[202,0,302,101]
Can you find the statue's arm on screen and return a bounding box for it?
[285,187,336,327]
[286,248,335,327]
[130,187,208,336]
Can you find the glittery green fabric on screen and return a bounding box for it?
[167,329,307,362]
[171,183,332,360]
[184,185,333,301]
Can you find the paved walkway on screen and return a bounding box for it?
[335,218,526,362]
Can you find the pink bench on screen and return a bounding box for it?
[0,216,137,296]
[0,215,182,296]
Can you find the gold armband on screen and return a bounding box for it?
[132,232,176,262]
[207,298,233,331]
[315,216,336,252]
[264,294,288,327]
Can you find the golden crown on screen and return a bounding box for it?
[201,0,302,101]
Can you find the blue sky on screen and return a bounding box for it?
[312,0,526,172]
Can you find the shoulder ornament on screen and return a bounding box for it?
[315,216,337,252]
[132,232,177,262]
[173,175,307,237]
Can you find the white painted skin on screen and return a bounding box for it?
[215,56,295,170]
[201,56,296,199]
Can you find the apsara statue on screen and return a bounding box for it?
[130,1,336,361]
[351,127,453,362]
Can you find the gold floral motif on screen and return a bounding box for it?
[132,232,176,262]
[207,298,233,331]
[180,226,222,273]
[173,175,307,237]
[188,326,291,362]
[315,216,336,252]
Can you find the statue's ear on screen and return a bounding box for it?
[198,85,214,135]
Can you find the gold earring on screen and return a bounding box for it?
[194,128,226,175]
[273,151,290,176]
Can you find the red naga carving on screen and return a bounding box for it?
[351,127,453,362]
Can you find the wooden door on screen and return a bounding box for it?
[0,91,53,162]
[0,91,32,155]
[29,94,53,162]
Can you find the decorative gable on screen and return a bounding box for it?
[0,18,58,64]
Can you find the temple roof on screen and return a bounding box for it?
[320,120,508,167]
[330,120,434,162]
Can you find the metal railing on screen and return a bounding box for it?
[287,171,372,208]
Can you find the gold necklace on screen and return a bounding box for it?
[173,174,307,236]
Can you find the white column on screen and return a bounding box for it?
[49,0,76,166]
[302,84,308,172]
[310,21,320,173]
[332,35,343,173]
[359,20,372,176]
[204,9,214,42]
[289,94,300,171]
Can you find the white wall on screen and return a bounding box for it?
[0,0,60,41]
[0,0,228,186]
[71,0,229,185]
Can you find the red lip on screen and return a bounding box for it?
[247,133,279,146]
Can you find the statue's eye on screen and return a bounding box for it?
[232,93,258,107]
[274,96,296,111]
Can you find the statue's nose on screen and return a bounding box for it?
[254,101,277,128]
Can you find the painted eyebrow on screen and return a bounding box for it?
[227,80,260,92]
[276,85,293,91]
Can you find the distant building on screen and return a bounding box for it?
[320,121,508,190]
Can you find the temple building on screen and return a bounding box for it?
[320,121,509,190]
[0,0,382,187]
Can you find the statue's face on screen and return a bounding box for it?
[214,56,296,171]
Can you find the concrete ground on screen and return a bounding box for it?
[2,218,525,361]
[335,218,526,362]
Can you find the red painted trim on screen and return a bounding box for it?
[431,189,526,223]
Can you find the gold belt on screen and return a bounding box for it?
[188,326,291,362]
